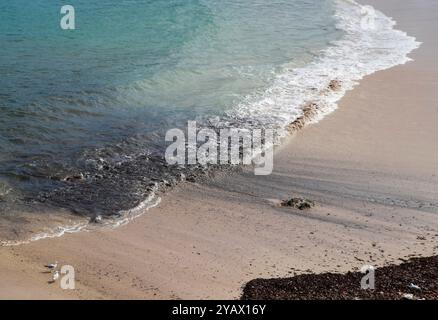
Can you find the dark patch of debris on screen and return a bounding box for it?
[241,256,438,300]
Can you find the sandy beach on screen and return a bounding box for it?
[1,0,437,300]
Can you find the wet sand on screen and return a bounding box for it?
[1,0,438,299]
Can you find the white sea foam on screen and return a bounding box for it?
[219,0,420,136]
[107,184,162,229]
[1,184,161,247]
[0,221,89,247]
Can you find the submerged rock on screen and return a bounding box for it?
[90,215,103,224]
[63,173,85,182]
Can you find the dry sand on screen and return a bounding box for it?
[1,0,437,300]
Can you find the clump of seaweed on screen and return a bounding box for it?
[281,197,315,210]
[287,102,319,133]
[328,79,342,91]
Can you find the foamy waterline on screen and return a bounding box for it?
[1,185,161,247]
[218,0,420,136]
[1,0,420,247]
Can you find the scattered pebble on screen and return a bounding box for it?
[408,283,421,291]
[402,293,414,300]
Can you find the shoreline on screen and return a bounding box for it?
[1,0,438,299]
[0,0,419,247]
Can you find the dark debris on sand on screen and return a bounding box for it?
[281,197,315,210]
[241,256,438,300]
